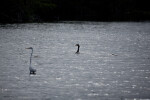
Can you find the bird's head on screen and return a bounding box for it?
[26,47,33,49]
[75,44,80,47]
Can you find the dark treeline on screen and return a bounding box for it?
[0,0,150,23]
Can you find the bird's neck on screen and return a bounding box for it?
[76,46,80,53]
[31,49,33,56]
[30,49,33,66]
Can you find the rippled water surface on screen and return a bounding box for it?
[0,22,150,100]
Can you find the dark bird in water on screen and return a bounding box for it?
[75,44,80,54]
[26,47,36,75]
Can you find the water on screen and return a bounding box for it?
[0,22,150,100]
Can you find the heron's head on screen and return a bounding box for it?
[75,44,80,47]
[26,47,33,49]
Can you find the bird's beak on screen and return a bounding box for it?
[26,47,31,49]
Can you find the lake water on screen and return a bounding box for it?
[0,21,150,100]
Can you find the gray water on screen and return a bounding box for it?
[0,22,150,100]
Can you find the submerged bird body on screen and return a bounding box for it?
[75,44,80,54]
[26,47,36,75]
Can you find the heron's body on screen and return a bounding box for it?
[29,66,36,74]
[26,47,36,75]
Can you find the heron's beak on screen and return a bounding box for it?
[26,47,32,49]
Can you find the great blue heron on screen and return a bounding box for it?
[75,44,80,54]
[26,47,36,75]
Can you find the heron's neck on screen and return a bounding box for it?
[31,49,33,57]
[30,49,33,66]
[76,46,80,53]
